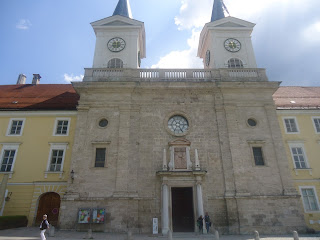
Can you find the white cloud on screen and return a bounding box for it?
[16,19,32,30]
[152,0,318,70]
[64,74,84,83]
[302,21,320,43]
[174,0,211,30]
[151,30,203,69]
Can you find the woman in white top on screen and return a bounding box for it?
[40,214,50,240]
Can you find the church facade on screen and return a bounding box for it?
[59,0,306,234]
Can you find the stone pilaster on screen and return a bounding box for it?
[213,93,236,197]
[114,106,131,196]
[162,183,169,234]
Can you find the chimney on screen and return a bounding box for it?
[16,74,26,85]
[32,74,41,85]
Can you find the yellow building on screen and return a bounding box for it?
[0,81,78,226]
[274,87,320,231]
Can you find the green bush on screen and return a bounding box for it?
[0,215,28,230]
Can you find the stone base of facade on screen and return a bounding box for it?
[59,194,306,234]
[59,196,158,233]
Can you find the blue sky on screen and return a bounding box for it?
[0,0,320,86]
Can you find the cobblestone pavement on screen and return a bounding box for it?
[0,228,319,240]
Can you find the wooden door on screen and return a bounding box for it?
[36,192,61,226]
[171,187,194,232]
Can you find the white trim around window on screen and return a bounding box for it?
[287,142,310,170]
[0,143,20,178]
[53,118,71,136]
[6,118,26,136]
[45,143,68,178]
[282,117,300,134]
[312,117,320,134]
[299,186,320,213]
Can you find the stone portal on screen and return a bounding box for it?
[172,187,194,232]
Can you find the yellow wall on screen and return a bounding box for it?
[0,111,76,225]
[277,110,320,230]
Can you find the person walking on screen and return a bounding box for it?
[40,214,50,240]
[197,215,203,233]
[204,212,211,233]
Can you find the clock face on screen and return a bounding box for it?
[205,50,210,67]
[107,37,126,52]
[224,38,241,52]
[168,115,189,134]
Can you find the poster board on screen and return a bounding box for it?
[78,209,91,224]
[92,208,105,223]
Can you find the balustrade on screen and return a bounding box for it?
[83,68,268,82]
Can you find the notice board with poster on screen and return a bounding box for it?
[78,209,91,224]
[92,209,105,223]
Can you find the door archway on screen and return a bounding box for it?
[35,192,61,226]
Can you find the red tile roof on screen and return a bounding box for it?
[0,84,319,111]
[273,87,320,110]
[0,84,79,110]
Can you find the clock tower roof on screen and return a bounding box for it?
[211,0,226,22]
[113,0,132,19]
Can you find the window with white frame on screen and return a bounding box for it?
[53,118,70,136]
[300,187,319,212]
[283,117,299,133]
[0,144,19,172]
[312,117,320,133]
[47,144,67,172]
[288,143,308,169]
[6,119,25,136]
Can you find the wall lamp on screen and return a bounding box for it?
[70,170,75,183]
[5,192,13,201]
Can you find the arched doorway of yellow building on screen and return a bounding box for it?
[35,192,61,226]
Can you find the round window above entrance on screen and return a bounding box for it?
[168,115,189,135]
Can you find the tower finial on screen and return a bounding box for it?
[113,0,133,18]
[211,0,227,22]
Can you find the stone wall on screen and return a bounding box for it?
[59,80,306,234]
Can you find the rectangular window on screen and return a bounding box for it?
[301,188,319,211]
[55,120,69,135]
[313,118,320,133]
[291,147,307,169]
[95,148,106,167]
[1,150,16,172]
[49,149,64,172]
[252,147,264,166]
[284,118,298,133]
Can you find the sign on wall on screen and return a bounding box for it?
[153,218,158,234]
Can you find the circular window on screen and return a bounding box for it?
[247,118,257,127]
[168,115,189,134]
[99,119,108,128]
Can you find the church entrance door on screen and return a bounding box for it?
[171,187,194,232]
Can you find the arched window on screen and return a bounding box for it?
[107,58,123,68]
[227,58,244,68]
